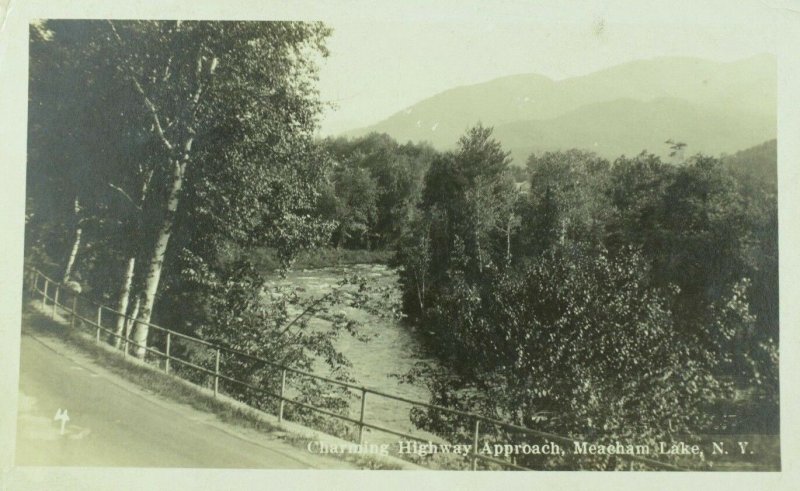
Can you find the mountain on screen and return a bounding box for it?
[722,139,777,187]
[344,54,776,163]
[494,97,776,163]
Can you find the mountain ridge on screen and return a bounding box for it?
[342,54,776,163]
[495,96,775,162]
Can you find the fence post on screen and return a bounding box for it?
[123,315,129,358]
[214,348,221,397]
[42,279,49,308]
[278,369,287,422]
[52,286,60,319]
[358,388,367,444]
[70,295,78,328]
[95,306,102,344]
[31,271,38,294]
[165,332,171,374]
[472,419,481,471]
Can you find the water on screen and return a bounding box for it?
[266,264,438,444]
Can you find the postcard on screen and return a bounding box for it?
[1,1,798,489]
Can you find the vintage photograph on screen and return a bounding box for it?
[13,5,780,475]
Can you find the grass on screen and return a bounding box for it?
[20,304,405,470]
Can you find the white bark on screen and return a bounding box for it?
[111,163,153,347]
[107,35,209,358]
[506,216,512,264]
[112,257,136,348]
[415,272,425,312]
[131,150,190,358]
[62,198,82,283]
[125,295,141,347]
[63,228,82,283]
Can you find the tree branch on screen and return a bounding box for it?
[185,51,211,133]
[109,183,142,211]
[277,279,359,338]
[279,290,337,336]
[106,20,174,153]
[162,55,173,82]
[139,167,154,205]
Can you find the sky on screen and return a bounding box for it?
[313,0,780,135]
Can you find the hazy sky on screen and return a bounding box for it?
[314,0,779,135]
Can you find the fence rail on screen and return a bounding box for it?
[22,265,684,471]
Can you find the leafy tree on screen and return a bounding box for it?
[330,165,379,249]
[422,125,514,273]
[607,154,779,409]
[161,260,374,430]
[27,22,142,283]
[520,149,611,253]
[404,244,735,469]
[30,20,333,356]
[396,125,518,322]
[722,139,777,187]
[27,19,379,429]
[321,133,435,249]
[393,207,434,321]
[27,21,168,349]
[396,132,779,467]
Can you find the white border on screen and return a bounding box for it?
[1,1,798,489]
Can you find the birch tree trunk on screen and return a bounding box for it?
[125,295,141,347]
[415,273,425,312]
[62,228,82,283]
[112,256,136,348]
[506,217,512,264]
[111,165,152,348]
[62,198,82,283]
[131,153,189,358]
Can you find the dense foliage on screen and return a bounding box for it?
[318,134,437,250]
[25,20,372,427]
[395,128,778,469]
[26,19,778,470]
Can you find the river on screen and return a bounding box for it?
[266,264,438,444]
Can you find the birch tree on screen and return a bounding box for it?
[27,21,137,284]
[92,20,331,357]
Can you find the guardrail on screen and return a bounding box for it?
[22,265,684,471]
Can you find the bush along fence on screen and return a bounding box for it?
[23,265,684,471]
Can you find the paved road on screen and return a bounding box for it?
[15,327,356,469]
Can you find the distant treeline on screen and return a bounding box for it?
[314,134,436,250]
[317,133,776,256]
